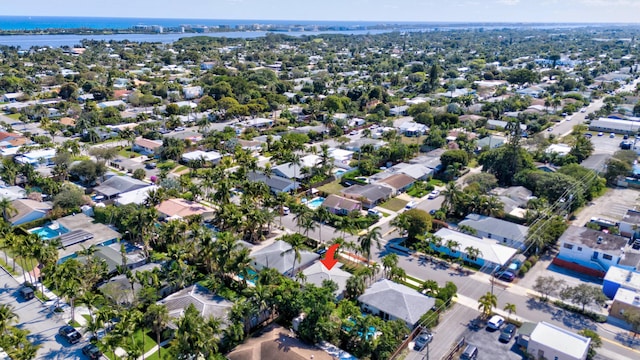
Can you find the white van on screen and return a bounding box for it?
[367,209,382,217]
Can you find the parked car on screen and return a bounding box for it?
[610,133,616,138]
[486,315,504,330]
[175,126,185,131]
[367,209,382,218]
[282,206,290,215]
[18,286,34,300]
[429,209,437,215]
[59,325,82,344]
[413,331,433,351]
[460,344,478,360]
[405,201,417,210]
[82,343,103,359]
[428,190,440,199]
[499,324,517,343]
[496,271,515,282]
[145,162,157,169]
[598,132,604,136]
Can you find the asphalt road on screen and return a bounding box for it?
[0,269,90,360]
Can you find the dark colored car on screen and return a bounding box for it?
[59,325,82,344]
[496,271,516,282]
[18,286,35,300]
[82,343,102,359]
[413,331,433,351]
[499,324,517,343]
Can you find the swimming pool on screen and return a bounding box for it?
[238,269,258,286]
[29,223,70,240]
[306,197,326,210]
[333,169,347,177]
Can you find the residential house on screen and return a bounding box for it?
[358,279,435,329]
[388,163,433,181]
[603,266,640,299]
[554,226,629,278]
[389,105,409,116]
[329,148,354,168]
[491,186,534,218]
[608,287,640,325]
[0,132,31,149]
[302,262,353,299]
[272,155,321,180]
[588,118,640,134]
[94,176,149,200]
[486,120,527,131]
[182,86,203,100]
[619,209,640,239]
[432,228,518,269]
[8,199,52,226]
[159,284,233,327]
[516,86,545,98]
[54,213,122,259]
[527,322,590,360]
[132,137,162,156]
[247,172,298,194]
[398,121,428,137]
[251,240,319,276]
[545,144,572,157]
[321,194,361,215]
[341,184,393,209]
[477,135,506,150]
[78,244,146,274]
[97,100,126,109]
[14,148,56,166]
[99,263,169,305]
[115,185,159,206]
[345,138,387,152]
[156,198,215,220]
[239,117,274,129]
[458,214,529,250]
[181,150,222,165]
[377,173,415,195]
[0,186,26,201]
[1,92,23,102]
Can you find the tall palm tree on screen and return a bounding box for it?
[145,304,169,360]
[0,304,18,336]
[0,198,17,222]
[478,292,498,318]
[503,303,516,322]
[464,246,482,262]
[315,206,332,244]
[281,235,306,277]
[358,226,382,265]
[288,153,302,183]
[442,182,463,216]
[445,239,460,258]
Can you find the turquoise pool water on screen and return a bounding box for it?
[334,169,347,176]
[238,269,258,285]
[30,223,69,240]
[307,197,326,210]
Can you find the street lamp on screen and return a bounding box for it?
[490,264,500,296]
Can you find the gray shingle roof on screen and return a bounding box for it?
[94,176,148,197]
[459,213,529,242]
[251,240,319,275]
[159,284,233,327]
[358,279,435,326]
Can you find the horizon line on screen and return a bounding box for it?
[1,15,640,26]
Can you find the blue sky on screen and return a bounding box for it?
[4,0,640,23]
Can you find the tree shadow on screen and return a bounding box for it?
[615,332,640,348]
[525,297,554,313]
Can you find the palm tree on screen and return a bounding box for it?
[288,153,302,183]
[382,253,398,278]
[315,206,332,244]
[358,226,382,265]
[0,198,17,221]
[503,303,516,322]
[464,246,482,262]
[281,235,306,277]
[478,292,498,318]
[445,239,460,259]
[145,304,169,360]
[442,182,463,216]
[421,280,439,296]
[345,274,366,300]
[0,304,18,335]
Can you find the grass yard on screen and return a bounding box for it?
[400,135,426,145]
[428,178,445,187]
[317,179,345,195]
[117,147,139,158]
[379,198,408,212]
[6,113,21,120]
[103,329,157,360]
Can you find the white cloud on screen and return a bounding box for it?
[496,0,520,4]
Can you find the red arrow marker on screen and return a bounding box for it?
[320,243,340,270]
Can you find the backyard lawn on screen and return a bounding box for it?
[379,198,408,212]
[317,179,345,195]
[6,113,21,120]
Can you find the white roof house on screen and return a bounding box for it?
[302,262,352,299]
[528,322,590,360]
[15,148,57,166]
[433,228,518,267]
[272,154,321,179]
[115,185,159,206]
[545,144,572,156]
[181,150,222,164]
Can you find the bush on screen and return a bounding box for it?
[419,310,440,329]
[553,301,607,323]
[519,264,530,275]
[523,260,532,269]
[527,255,538,266]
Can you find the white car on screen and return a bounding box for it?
[405,201,417,210]
[282,206,290,215]
[428,190,440,199]
[486,315,505,330]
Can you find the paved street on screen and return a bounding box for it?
[0,269,91,360]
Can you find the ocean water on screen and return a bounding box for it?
[0,16,390,31]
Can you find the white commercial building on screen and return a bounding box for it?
[527,322,590,360]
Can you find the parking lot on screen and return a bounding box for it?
[458,319,524,360]
[571,187,640,227]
